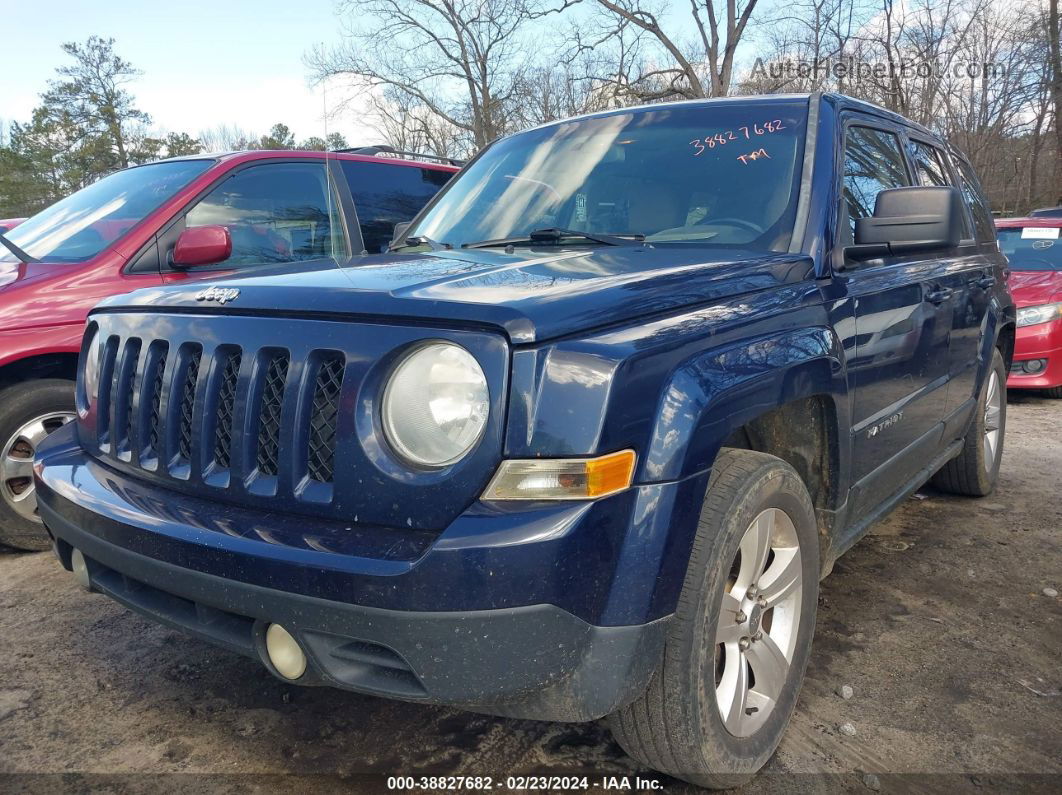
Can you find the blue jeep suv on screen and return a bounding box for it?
[35,93,1014,787]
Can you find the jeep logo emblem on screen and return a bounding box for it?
[195,286,240,305]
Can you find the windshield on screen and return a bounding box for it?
[0,159,214,264]
[998,227,1062,271]
[407,101,808,251]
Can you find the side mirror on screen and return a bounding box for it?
[389,221,412,250]
[172,225,232,267]
[850,186,963,260]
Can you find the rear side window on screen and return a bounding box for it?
[953,157,995,242]
[341,161,453,254]
[842,126,910,239]
[910,140,950,187]
[185,162,345,267]
[911,139,973,239]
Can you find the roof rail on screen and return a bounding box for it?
[335,145,464,167]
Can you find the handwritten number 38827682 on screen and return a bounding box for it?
[689,120,786,156]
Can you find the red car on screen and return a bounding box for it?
[0,148,457,549]
[996,216,1062,397]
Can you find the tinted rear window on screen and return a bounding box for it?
[954,158,995,242]
[341,161,453,254]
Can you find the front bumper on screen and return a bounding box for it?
[35,424,699,721]
[1007,320,1062,390]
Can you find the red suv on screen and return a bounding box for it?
[0,149,457,549]
[996,216,1062,397]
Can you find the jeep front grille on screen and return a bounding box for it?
[92,334,345,501]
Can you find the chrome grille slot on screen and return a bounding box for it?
[306,354,344,483]
[143,343,169,464]
[213,350,242,470]
[96,335,120,448]
[255,351,289,477]
[172,345,203,474]
[112,338,142,461]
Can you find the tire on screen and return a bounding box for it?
[0,379,76,551]
[932,348,1006,496]
[1043,385,1062,399]
[608,449,819,789]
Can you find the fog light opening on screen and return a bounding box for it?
[70,548,91,591]
[265,624,307,680]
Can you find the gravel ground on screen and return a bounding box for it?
[0,393,1059,794]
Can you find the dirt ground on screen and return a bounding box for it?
[0,394,1059,794]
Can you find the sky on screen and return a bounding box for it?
[0,0,378,145]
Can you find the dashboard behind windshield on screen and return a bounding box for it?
[0,159,214,264]
[409,101,809,252]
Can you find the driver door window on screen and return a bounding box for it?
[183,163,346,268]
[841,126,911,244]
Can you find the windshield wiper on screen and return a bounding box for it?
[389,235,451,252]
[462,227,645,249]
[0,232,37,264]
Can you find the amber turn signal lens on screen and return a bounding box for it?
[482,449,637,501]
[586,450,637,497]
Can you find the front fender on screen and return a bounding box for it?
[506,299,849,486]
[641,326,849,483]
[0,323,84,371]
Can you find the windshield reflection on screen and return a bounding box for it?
[0,159,213,264]
[410,102,808,252]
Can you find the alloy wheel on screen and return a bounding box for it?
[1,412,76,523]
[715,508,803,737]
[982,370,1002,467]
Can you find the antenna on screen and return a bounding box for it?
[322,65,339,262]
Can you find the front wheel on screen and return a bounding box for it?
[609,449,819,789]
[932,348,1006,496]
[0,379,76,551]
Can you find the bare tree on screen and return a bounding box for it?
[739,0,870,93]
[1049,0,1062,196]
[308,0,560,150]
[367,88,468,157]
[510,64,619,127]
[577,0,761,100]
[197,124,258,152]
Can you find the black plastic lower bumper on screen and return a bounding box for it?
[41,499,666,722]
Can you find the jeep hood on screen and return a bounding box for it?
[96,247,813,344]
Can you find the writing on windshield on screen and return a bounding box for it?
[409,102,809,252]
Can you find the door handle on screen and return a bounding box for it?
[926,287,953,304]
[974,275,996,289]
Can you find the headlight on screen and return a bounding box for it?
[381,343,489,467]
[1017,302,1062,327]
[82,328,102,403]
[482,450,637,500]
